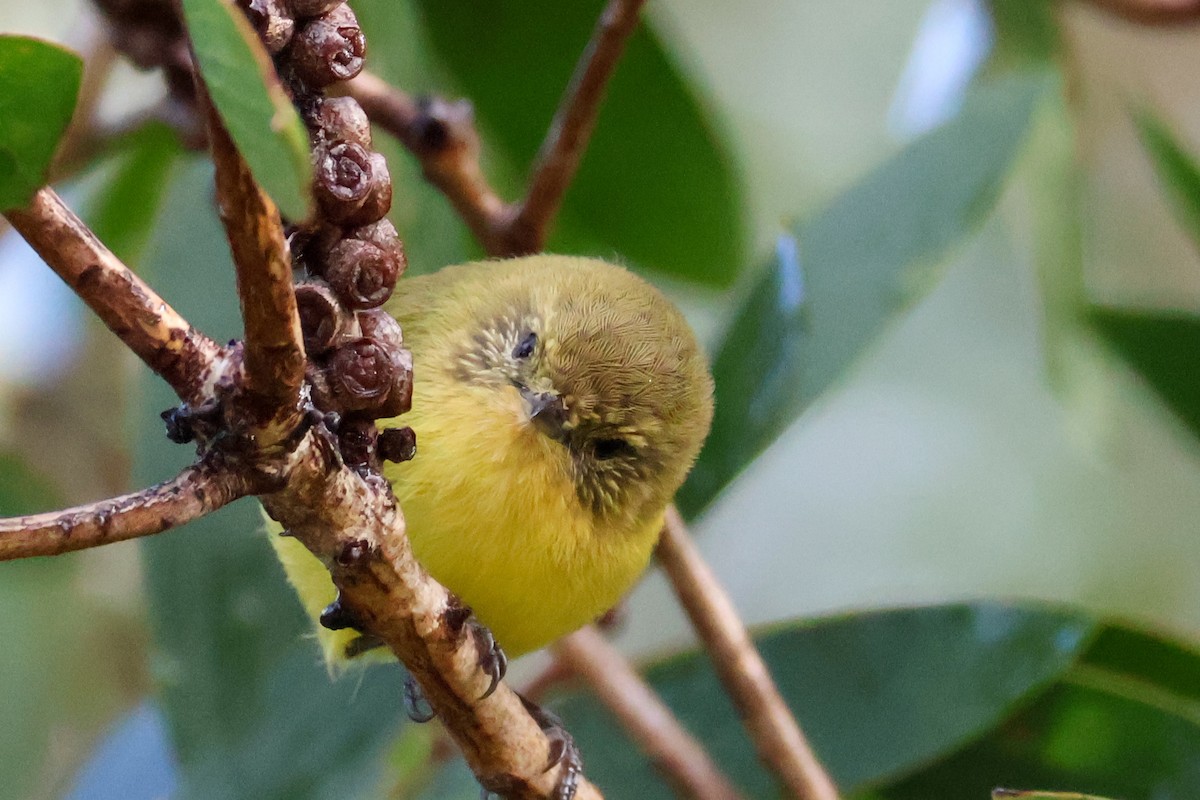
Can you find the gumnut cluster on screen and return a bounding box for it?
[238,0,414,475]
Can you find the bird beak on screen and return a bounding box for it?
[520,387,567,440]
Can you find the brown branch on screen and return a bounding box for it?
[4,188,224,406]
[0,458,249,561]
[554,626,744,800]
[505,0,648,254]
[260,434,602,800]
[348,0,647,257]
[198,90,306,448]
[346,74,511,253]
[657,507,840,800]
[1078,0,1200,25]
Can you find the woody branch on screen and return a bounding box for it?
[353,0,841,795]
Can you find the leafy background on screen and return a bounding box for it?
[3,0,1200,799]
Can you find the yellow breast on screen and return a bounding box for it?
[392,365,661,657]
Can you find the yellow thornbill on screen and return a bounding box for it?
[270,255,713,665]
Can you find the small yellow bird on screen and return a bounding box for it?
[270,255,713,666]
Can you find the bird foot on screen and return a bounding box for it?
[523,695,582,800]
[403,674,435,723]
[470,619,508,700]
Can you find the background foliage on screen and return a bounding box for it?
[3,1,1200,799]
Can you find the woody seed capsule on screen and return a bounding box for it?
[287,0,344,18]
[237,0,295,53]
[324,239,399,309]
[329,337,394,410]
[290,4,365,88]
[308,95,371,148]
[314,140,371,219]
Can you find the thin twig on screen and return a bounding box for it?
[4,188,224,406]
[0,458,249,561]
[505,0,648,254]
[346,75,510,252]
[657,507,840,800]
[348,0,647,257]
[555,626,744,800]
[259,436,603,800]
[199,88,307,448]
[1080,0,1200,25]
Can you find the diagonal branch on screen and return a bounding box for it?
[198,90,306,448]
[1081,0,1200,25]
[346,76,510,253]
[505,0,648,255]
[260,435,603,800]
[657,507,840,800]
[0,457,250,561]
[348,0,648,258]
[554,626,744,800]
[4,188,224,406]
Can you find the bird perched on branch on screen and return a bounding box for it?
[271,255,713,666]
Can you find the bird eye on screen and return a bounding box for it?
[513,331,538,360]
[593,438,633,461]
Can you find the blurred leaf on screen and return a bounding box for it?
[1089,310,1200,441]
[86,124,183,265]
[0,456,135,800]
[986,0,1060,68]
[875,620,1200,799]
[550,603,1093,798]
[136,160,401,799]
[680,72,1049,514]
[180,0,311,220]
[0,35,81,210]
[993,792,1115,800]
[411,0,744,286]
[0,449,62,514]
[1138,113,1200,248]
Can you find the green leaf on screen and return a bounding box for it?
[85,124,183,264]
[679,72,1048,515]
[1136,113,1200,248]
[411,0,745,287]
[136,160,401,799]
[550,603,1094,798]
[993,792,1116,800]
[0,35,82,210]
[180,0,311,221]
[1089,310,1200,441]
[0,455,129,800]
[875,620,1200,800]
[986,0,1061,69]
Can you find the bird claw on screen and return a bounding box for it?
[403,674,435,723]
[522,696,583,800]
[470,619,508,700]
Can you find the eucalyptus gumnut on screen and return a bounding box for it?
[313,143,391,225]
[356,307,402,350]
[378,426,416,463]
[324,239,400,309]
[308,96,371,148]
[340,153,391,227]
[287,0,344,18]
[379,344,414,418]
[295,281,357,353]
[290,4,365,88]
[314,141,371,214]
[238,0,295,53]
[329,337,394,411]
